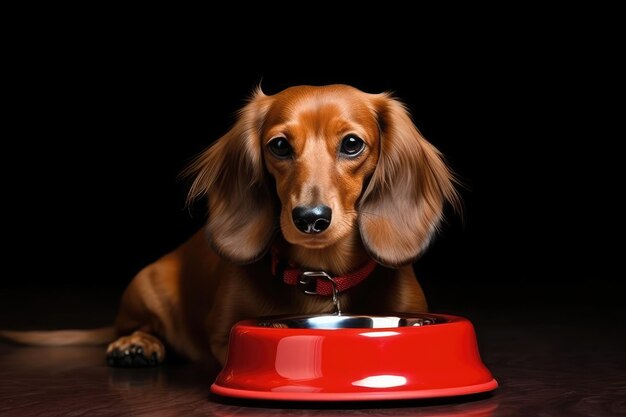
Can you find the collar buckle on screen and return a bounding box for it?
[297,272,321,295]
[299,271,341,315]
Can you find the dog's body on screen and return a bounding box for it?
[110,229,428,366]
[2,85,458,367]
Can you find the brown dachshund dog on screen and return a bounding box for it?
[1,85,458,367]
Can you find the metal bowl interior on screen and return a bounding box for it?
[255,313,443,329]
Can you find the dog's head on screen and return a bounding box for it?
[186,85,458,267]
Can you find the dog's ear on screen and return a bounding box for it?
[359,95,460,267]
[183,89,275,264]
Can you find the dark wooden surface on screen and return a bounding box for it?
[1,288,624,417]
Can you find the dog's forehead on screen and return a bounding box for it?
[264,85,376,128]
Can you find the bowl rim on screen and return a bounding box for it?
[236,312,466,332]
[211,378,498,402]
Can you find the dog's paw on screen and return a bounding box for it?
[106,331,165,367]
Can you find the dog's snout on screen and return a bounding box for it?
[292,205,332,234]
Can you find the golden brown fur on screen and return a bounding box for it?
[1,85,458,367]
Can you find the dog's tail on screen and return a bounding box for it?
[0,326,116,346]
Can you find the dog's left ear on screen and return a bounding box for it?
[359,95,460,267]
[183,89,276,264]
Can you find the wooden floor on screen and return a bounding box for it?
[1,288,624,417]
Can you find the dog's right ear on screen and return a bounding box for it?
[183,89,276,264]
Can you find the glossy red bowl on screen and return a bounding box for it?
[211,313,497,401]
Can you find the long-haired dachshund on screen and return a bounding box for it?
[1,85,458,367]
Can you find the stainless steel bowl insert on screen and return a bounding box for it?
[256,314,442,329]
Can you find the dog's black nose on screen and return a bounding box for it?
[292,205,332,234]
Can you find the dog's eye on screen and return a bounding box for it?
[268,137,292,159]
[340,135,365,157]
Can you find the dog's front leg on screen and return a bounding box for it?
[207,305,249,366]
[204,266,281,366]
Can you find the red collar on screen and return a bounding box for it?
[271,248,377,296]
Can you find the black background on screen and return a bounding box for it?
[1,19,618,321]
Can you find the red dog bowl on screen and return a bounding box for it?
[211,313,497,401]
